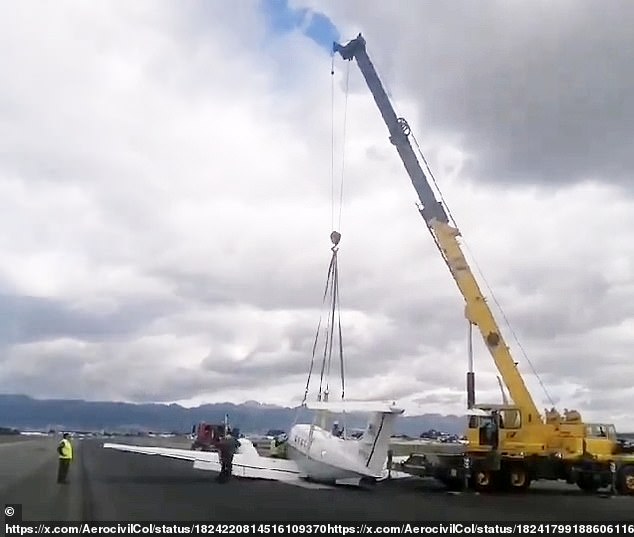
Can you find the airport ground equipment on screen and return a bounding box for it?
[333,34,634,495]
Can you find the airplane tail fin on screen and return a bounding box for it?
[357,409,402,474]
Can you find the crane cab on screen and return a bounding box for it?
[584,423,619,457]
[466,405,523,451]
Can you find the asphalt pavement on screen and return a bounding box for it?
[1,438,632,522]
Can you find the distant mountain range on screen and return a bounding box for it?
[0,394,467,436]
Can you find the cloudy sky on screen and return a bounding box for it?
[1,0,633,429]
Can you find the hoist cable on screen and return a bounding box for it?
[337,63,350,230]
[330,53,336,231]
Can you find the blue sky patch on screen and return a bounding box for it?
[260,0,341,53]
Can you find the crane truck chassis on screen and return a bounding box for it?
[392,413,634,494]
[333,34,634,496]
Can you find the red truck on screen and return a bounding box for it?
[190,422,241,451]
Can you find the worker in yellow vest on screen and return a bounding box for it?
[57,433,73,484]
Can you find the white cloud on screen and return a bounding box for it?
[0,1,633,432]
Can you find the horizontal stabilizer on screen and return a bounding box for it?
[305,400,404,414]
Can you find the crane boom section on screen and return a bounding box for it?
[433,220,540,422]
[334,35,541,423]
[334,36,448,224]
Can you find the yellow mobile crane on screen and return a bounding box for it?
[333,34,634,494]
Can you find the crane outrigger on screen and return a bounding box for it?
[333,34,634,494]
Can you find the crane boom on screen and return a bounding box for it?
[334,34,541,424]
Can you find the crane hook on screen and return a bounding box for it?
[330,231,341,251]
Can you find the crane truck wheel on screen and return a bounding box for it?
[617,465,634,495]
[507,465,531,492]
[471,470,496,492]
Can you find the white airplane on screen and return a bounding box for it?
[103,400,406,489]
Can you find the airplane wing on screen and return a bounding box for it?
[306,400,404,414]
[103,443,211,461]
[103,439,306,484]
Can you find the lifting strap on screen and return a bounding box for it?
[293,231,346,440]
[300,230,345,408]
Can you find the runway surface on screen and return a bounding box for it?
[1,438,632,522]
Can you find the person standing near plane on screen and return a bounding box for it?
[215,429,240,483]
[332,421,343,437]
[57,432,73,484]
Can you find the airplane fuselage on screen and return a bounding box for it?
[286,424,380,482]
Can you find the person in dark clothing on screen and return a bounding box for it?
[215,433,240,483]
[487,412,500,449]
[331,421,343,438]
